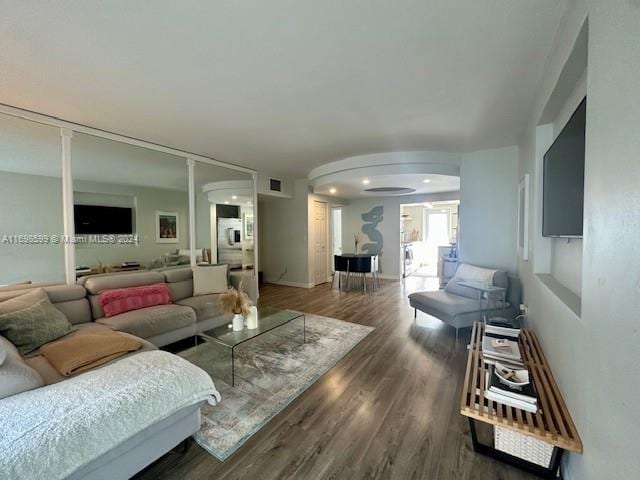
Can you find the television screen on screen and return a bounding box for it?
[74,205,134,234]
[542,97,586,237]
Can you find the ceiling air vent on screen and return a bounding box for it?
[269,178,282,192]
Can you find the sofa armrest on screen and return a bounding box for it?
[230,271,258,304]
[0,336,44,400]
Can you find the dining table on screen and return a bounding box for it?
[333,253,380,293]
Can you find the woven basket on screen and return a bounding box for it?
[494,426,554,467]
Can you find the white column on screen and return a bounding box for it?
[252,171,259,297]
[187,157,196,267]
[60,128,76,284]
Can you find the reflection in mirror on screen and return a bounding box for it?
[0,113,65,285]
[71,133,189,278]
[194,162,254,271]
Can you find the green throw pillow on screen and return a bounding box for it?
[0,297,73,355]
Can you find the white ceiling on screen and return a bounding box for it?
[0,1,567,177]
[314,173,459,198]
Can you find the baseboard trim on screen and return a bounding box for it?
[265,280,314,289]
[266,274,399,287]
[378,273,401,280]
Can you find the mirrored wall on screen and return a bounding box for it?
[194,162,255,270]
[72,133,189,276]
[0,110,256,287]
[0,113,65,285]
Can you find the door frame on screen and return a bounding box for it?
[331,206,343,258]
[312,200,330,286]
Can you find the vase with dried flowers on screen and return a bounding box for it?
[354,232,360,254]
[219,282,252,331]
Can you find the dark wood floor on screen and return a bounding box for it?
[137,279,538,480]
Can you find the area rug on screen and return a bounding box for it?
[179,313,374,461]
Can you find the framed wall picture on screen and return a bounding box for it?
[517,174,530,261]
[244,213,254,239]
[156,211,179,243]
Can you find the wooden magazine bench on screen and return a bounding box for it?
[460,322,582,478]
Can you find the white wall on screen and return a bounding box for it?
[341,191,459,278]
[258,179,310,287]
[459,146,519,273]
[518,2,640,478]
[576,2,640,477]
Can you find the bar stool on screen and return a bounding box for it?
[333,255,349,290]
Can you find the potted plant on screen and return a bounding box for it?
[219,283,252,331]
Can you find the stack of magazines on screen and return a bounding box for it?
[480,324,538,412]
[485,363,538,412]
[482,325,524,368]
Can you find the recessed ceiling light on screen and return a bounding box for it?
[329,188,337,194]
[362,179,370,185]
[423,179,431,183]
[224,201,229,204]
[232,195,238,200]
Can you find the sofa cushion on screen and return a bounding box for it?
[0,290,74,355]
[162,267,193,283]
[0,336,44,399]
[444,264,509,299]
[95,304,196,340]
[167,279,193,302]
[192,265,229,296]
[0,285,91,325]
[53,298,93,325]
[175,294,224,322]
[99,284,172,317]
[409,290,480,317]
[83,271,165,295]
[0,288,47,314]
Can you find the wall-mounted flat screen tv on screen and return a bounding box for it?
[542,97,586,238]
[74,205,134,234]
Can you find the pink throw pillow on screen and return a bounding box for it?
[99,283,171,317]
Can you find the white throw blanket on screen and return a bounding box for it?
[0,351,220,480]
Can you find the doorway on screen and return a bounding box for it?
[313,200,329,285]
[422,209,450,274]
[332,207,343,256]
[400,201,459,282]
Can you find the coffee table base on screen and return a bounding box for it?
[201,314,306,387]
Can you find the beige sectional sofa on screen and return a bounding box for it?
[0,266,256,479]
[2,267,256,384]
[0,284,157,385]
[83,271,198,348]
[78,267,258,348]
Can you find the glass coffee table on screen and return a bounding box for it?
[197,306,305,387]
